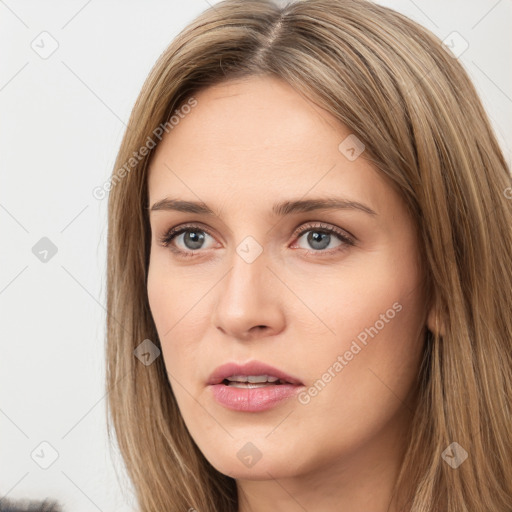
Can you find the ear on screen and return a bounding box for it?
[426,300,445,338]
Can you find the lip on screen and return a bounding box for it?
[207,360,304,412]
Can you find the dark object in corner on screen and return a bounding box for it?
[0,498,62,512]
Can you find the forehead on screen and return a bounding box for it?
[147,76,392,217]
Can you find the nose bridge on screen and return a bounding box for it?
[222,234,269,306]
[221,213,270,288]
[212,231,284,336]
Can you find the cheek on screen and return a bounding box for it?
[289,247,424,346]
[146,256,208,386]
[147,251,199,333]
[288,242,424,381]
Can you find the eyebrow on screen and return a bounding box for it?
[149,197,377,217]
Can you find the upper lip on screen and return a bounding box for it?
[207,361,303,386]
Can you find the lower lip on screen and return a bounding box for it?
[209,383,302,412]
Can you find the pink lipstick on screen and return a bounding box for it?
[207,361,304,412]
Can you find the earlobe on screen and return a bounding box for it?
[426,303,445,338]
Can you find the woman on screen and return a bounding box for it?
[105,0,512,510]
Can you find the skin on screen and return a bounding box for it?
[146,75,437,512]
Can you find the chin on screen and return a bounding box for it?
[211,457,300,481]
[199,440,308,481]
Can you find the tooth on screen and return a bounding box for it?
[247,375,269,383]
[228,382,274,388]
[228,375,249,382]
[225,374,284,384]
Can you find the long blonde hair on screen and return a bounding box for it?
[105,1,512,510]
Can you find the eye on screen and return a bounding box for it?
[291,222,355,256]
[158,223,217,258]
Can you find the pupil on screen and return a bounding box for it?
[184,230,205,250]
[308,231,330,250]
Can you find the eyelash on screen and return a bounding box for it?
[157,222,355,259]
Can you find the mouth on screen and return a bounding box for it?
[221,375,294,388]
[207,361,304,412]
[207,360,303,386]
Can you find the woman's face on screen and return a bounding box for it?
[147,75,432,481]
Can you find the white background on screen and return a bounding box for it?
[1,1,510,511]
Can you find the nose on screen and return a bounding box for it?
[211,247,286,341]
